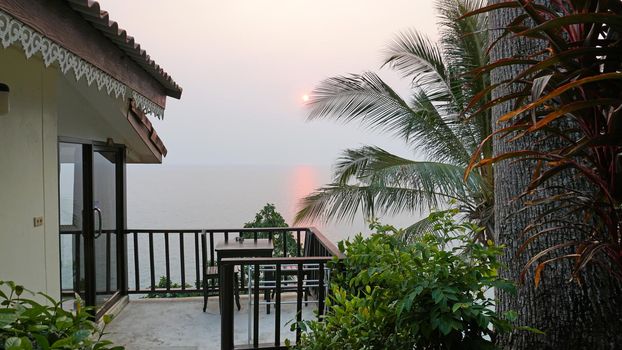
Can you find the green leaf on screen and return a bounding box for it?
[517,325,546,335]
[504,310,518,322]
[32,335,50,350]
[51,337,73,349]
[54,315,73,330]
[0,311,18,327]
[5,337,22,350]
[451,302,470,313]
[438,318,452,335]
[19,338,32,350]
[73,329,92,343]
[491,279,516,294]
[431,289,445,304]
[28,324,49,332]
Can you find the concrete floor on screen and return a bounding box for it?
[105,294,316,350]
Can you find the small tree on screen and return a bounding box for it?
[242,203,298,257]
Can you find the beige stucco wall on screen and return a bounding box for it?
[0,47,60,298]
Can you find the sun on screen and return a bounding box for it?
[302,94,310,102]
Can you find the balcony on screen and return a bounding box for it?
[62,227,343,350]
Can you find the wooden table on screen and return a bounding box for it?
[215,238,274,260]
[215,238,274,310]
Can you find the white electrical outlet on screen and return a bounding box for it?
[33,216,43,227]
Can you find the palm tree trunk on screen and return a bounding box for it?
[489,1,622,348]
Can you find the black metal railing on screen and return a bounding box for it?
[220,228,343,350]
[125,228,310,295]
[60,228,312,297]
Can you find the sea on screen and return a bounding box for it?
[126,164,418,243]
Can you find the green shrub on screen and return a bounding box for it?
[294,212,519,350]
[0,281,123,350]
[143,276,200,299]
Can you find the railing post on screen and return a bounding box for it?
[164,232,171,291]
[318,262,325,317]
[296,262,304,345]
[133,232,140,292]
[221,263,235,350]
[275,264,282,347]
[148,232,155,292]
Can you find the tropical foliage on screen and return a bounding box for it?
[463,0,622,281]
[0,281,122,350]
[294,0,496,242]
[294,212,522,350]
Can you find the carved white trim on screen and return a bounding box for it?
[0,10,165,118]
[131,91,164,119]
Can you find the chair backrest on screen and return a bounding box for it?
[303,229,312,257]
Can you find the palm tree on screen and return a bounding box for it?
[294,0,494,241]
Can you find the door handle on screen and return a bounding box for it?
[94,207,102,239]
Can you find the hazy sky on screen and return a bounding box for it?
[103,0,439,165]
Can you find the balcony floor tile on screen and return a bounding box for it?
[105,294,315,350]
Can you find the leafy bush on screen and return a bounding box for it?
[0,281,122,350]
[295,211,521,350]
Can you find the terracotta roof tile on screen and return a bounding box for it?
[65,0,182,99]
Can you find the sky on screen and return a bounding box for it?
[102,0,439,166]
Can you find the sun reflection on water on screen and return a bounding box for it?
[287,164,318,224]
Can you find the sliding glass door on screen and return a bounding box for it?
[59,142,126,317]
[59,143,86,301]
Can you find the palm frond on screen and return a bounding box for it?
[293,183,462,225]
[383,29,448,88]
[382,28,480,155]
[436,0,491,156]
[294,146,485,225]
[307,72,472,164]
[409,90,474,163]
[333,146,486,200]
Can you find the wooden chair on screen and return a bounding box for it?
[263,265,310,314]
[201,232,241,312]
[262,233,313,314]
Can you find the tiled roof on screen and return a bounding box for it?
[65,0,182,99]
